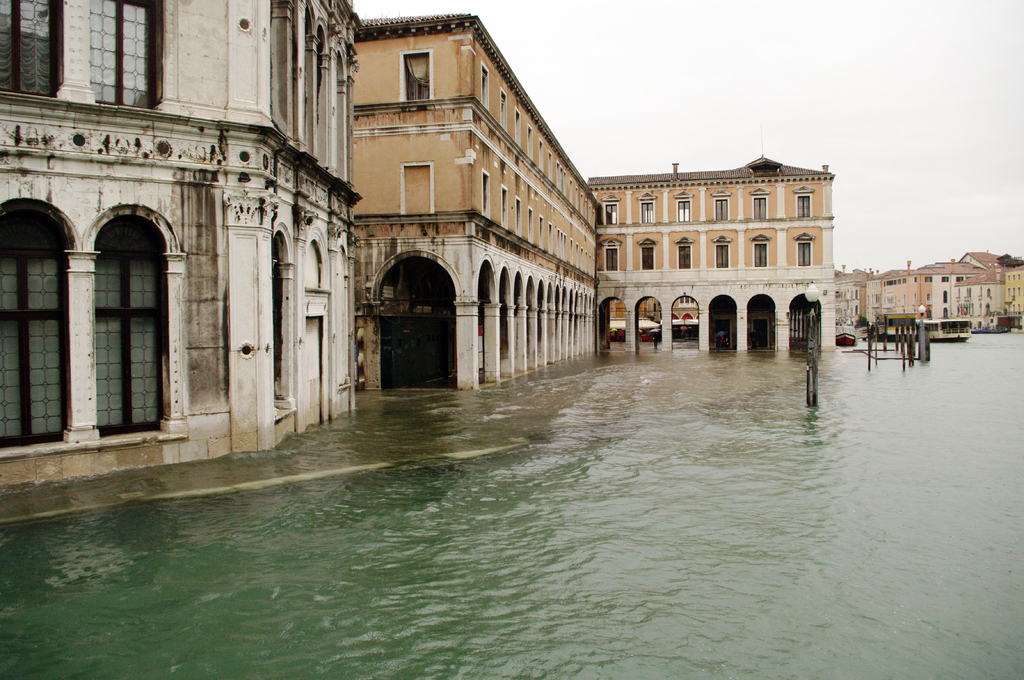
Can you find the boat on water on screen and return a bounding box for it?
[836,323,857,346]
[925,319,971,342]
[971,326,1011,335]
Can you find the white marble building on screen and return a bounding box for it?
[0,0,359,485]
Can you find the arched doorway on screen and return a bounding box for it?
[635,296,662,349]
[671,295,700,343]
[378,256,456,388]
[747,294,776,350]
[789,294,821,351]
[599,297,626,348]
[477,260,494,383]
[709,296,737,350]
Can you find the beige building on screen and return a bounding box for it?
[0,0,359,485]
[835,267,868,325]
[591,158,836,352]
[871,261,986,321]
[352,14,597,390]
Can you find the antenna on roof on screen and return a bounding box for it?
[760,123,764,158]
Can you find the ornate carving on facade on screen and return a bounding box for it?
[224,191,280,228]
[298,173,329,207]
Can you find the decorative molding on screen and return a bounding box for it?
[711,189,732,197]
[674,236,694,244]
[638,237,658,246]
[749,187,771,196]
[750,234,772,242]
[673,191,693,199]
[794,232,816,241]
[638,192,657,201]
[224,191,278,228]
[601,194,621,202]
[712,235,733,243]
[793,185,816,194]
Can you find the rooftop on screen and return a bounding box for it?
[589,157,831,186]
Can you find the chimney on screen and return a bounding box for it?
[822,165,829,173]
[672,163,679,179]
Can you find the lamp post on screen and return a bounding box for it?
[805,284,820,406]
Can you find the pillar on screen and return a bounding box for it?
[516,305,528,373]
[162,253,188,433]
[455,301,479,390]
[483,303,500,382]
[64,251,99,443]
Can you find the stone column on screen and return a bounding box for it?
[778,228,788,268]
[661,314,672,351]
[737,228,746,269]
[483,303,500,382]
[777,314,791,351]
[57,1,95,103]
[776,184,787,218]
[698,187,707,221]
[624,306,637,353]
[64,251,99,443]
[455,301,479,390]
[699,304,710,352]
[540,308,550,366]
[737,310,748,352]
[516,305,528,373]
[501,304,514,378]
[275,262,296,411]
[162,253,188,434]
[225,191,277,452]
[527,306,538,370]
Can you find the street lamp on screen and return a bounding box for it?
[805,284,820,406]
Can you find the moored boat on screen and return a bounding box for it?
[970,326,1010,334]
[925,319,971,342]
[836,323,856,346]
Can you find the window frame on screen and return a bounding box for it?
[89,0,159,108]
[677,200,691,223]
[604,203,618,225]
[481,171,490,218]
[93,220,165,435]
[753,196,768,220]
[641,245,655,271]
[797,194,811,218]
[640,201,654,225]
[797,241,812,266]
[754,242,768,267]
[480,63,489,105]
[716,243,730,268]
[715,199,729,221]
[0,213,68,446]
[401,50,431,102]
[1,0,60,96]
[678,244,691,270]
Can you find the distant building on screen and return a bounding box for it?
[835,267,868,325]
[352,14,597,390]
[0,0,359,485]
[590,158,836,351]
[956,270,1005,327]
[1006,266,1024,324]
[871,261,986,321]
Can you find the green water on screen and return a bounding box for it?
[2,337,1023,678]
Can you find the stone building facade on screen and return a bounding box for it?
[352,14,597,390]
[0,0,359,485]
[590,158,836,352]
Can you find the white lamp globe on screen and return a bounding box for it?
[805,284,821,303]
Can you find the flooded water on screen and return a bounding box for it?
[2,335,1023,679]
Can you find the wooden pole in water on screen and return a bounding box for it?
[867,324,872,371]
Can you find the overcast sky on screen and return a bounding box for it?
[358,0,1024,272]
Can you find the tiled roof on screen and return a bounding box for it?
[359,14,473,28]
[589,162,829,186]
[960,252,1003,268]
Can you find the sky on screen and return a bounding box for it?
[357,0,1024,273]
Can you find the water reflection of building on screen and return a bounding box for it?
[591,158,836,352]
[0,0,359,484]
[352,15,597,390]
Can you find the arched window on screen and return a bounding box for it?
[0,212,67,444]
[94,218,163,433]
[306,240,323,288]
